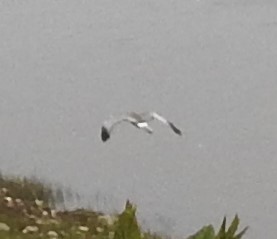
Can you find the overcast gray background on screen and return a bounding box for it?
[1,0,277,238]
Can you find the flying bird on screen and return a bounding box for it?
[101,112,182,142]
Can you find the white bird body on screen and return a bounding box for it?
[101,111,182,142]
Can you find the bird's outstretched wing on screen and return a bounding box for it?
[101,115,136,142]
[147,112,182,135]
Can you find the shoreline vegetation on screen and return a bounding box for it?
[0,173,248,239]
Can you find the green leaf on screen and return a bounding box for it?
[114,200,142,239]
[216,217,226,239]
[226,215,239,238]
[234,226,249,239]
[188,225,215,239]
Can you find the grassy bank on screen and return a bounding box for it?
[0,173,248,239]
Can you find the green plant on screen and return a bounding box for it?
[114,200,142,239]
[216,215,248,239]
[188,215,248,239]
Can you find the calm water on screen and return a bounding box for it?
[1,1,277,238]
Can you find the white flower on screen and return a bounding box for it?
[4,197,14,208]
[42,210,49,216]
[0,222,10,231]
[96,227,104,233]
[35,199,43,207]
[35,219,44,225]
[47,230,58,238]
[98,214,117,226]
[4,196,12,202]
[1,188,8,194]
[22,225,39,234]
[15,198,24,207]
[50,209,57,218]
[78,226,89,232]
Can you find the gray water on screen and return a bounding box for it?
[1,1,277,238]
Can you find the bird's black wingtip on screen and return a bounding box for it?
[168,122,182,136]
[101,126,110,142]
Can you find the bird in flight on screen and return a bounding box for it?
[101,111,182,142]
